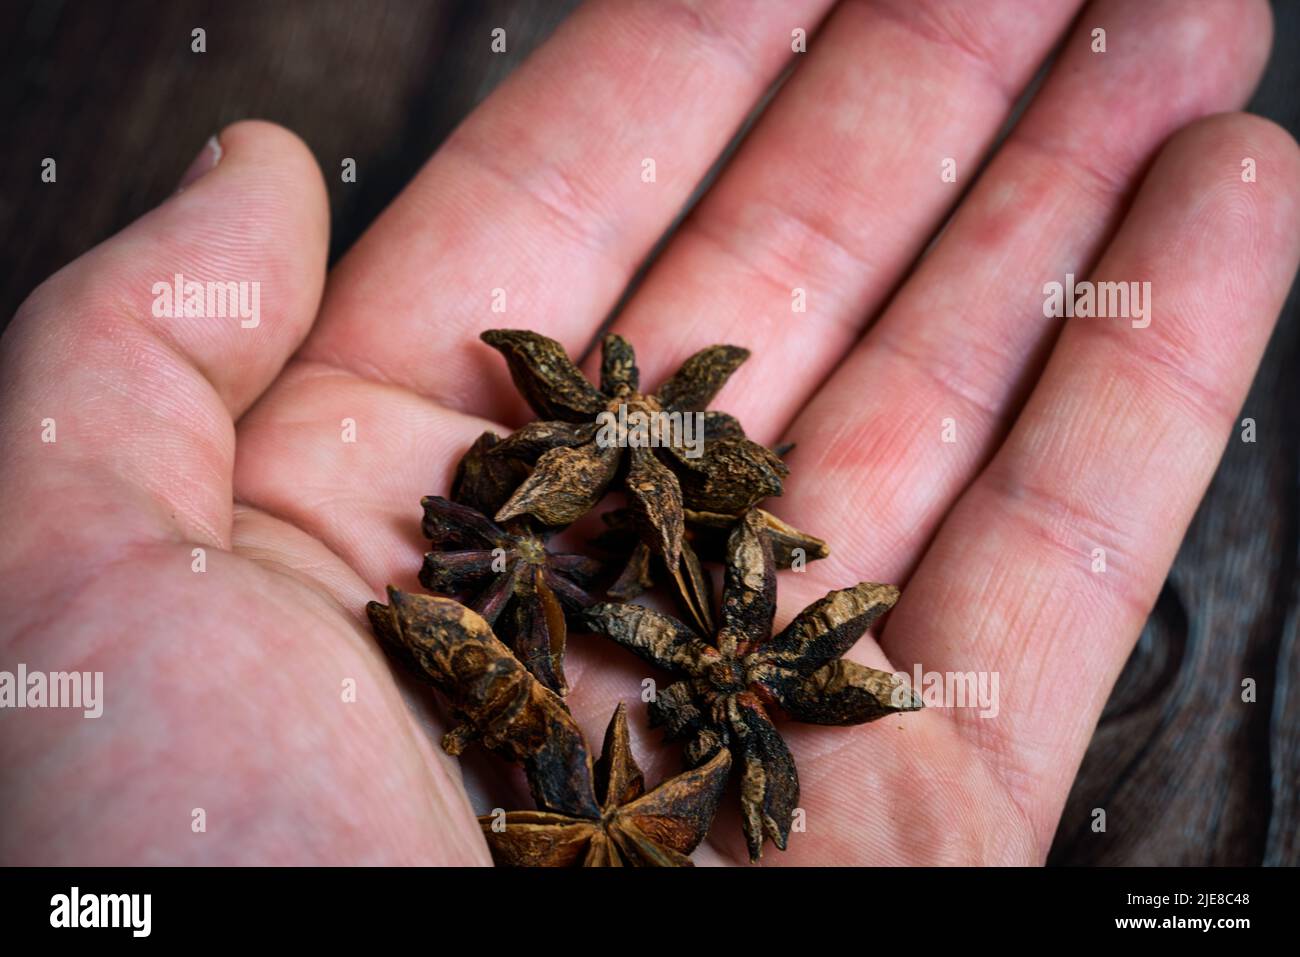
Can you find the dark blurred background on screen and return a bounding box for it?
[1,0,1297,865]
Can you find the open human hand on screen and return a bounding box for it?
[2,0,1298,865]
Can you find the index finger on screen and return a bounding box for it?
[297,0,838,423]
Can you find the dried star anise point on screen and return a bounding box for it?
[479,701,731,867]
[595,505,829,634]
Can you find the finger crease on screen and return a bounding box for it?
[857,0,1020,107]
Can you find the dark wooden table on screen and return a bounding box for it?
[2,0,1296,865]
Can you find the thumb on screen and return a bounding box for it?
[0,120,328,603]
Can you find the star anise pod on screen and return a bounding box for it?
[581,509,923,862]
[596,505,830,633]
[367,589,596,816]
[479,329,787,631]
[450,430,531,516]
[480,702,731,867]
[418,494,603,694]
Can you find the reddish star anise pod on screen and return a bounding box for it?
[419,495,603,694]
[582,509,922,862]
[450,430,531,516]
[367,589,597,817]
[480,329,787,630]
[480,702,731,867]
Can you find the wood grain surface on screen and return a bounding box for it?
[2,0,1295,865]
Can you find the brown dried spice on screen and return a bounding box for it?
[581,509,922,861]
[418,495,603,693]
[480,702,731,867]
[451,430,531,517]
[596,505,830,633]
[367,589,598,817]
[480,329,787,631]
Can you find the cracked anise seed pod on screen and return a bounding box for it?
[582,509,923,862]
[367,589,599,818]
[480,702,730,867]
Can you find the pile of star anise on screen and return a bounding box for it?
[368,330,921,866]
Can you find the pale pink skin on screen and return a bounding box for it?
[2,0,1298,866]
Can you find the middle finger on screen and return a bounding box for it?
[595,0,1084,429]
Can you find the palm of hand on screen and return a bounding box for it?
[2,0,1298,866]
